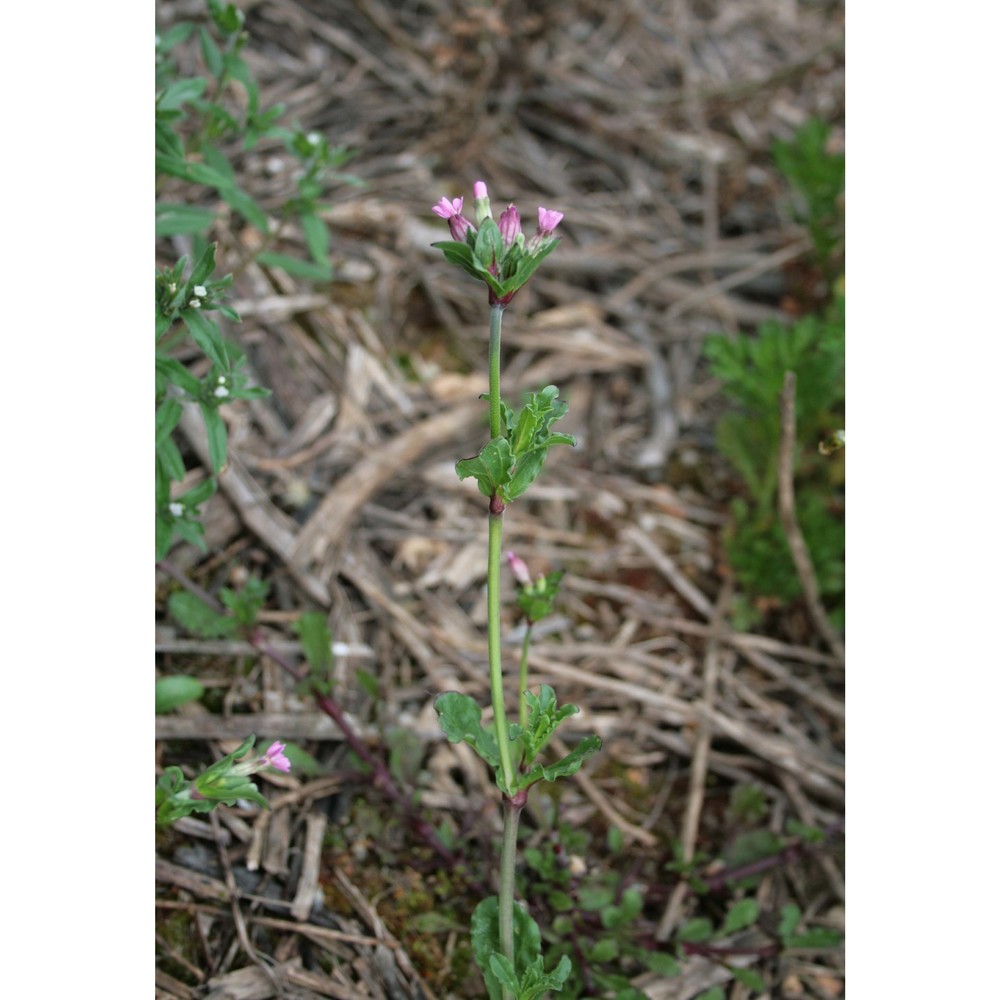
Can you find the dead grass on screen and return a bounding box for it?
[155,1,845,996]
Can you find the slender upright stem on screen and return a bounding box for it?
[489,304,504,440]
[486,304,516,793]
[488,511,515,792]
[485,303,518,989]
[499,798,523,971]
[518,623,533,731]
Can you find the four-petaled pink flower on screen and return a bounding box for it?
[261,741,291,772]
[536,208,564,237]
[432,196,474,241]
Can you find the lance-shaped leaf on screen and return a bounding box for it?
[516,734,603,791]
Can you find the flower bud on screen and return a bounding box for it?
[498,204,522,249]
[506,551,532,586]
[472,180,493,225]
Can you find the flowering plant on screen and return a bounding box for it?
[431,182,599,1000]
[432,181,564,307]
[156,734,291,825]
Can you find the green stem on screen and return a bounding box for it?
[486,303,515,791]
[488,510,515,792]
[518,623,533,732]
[499,798,523,976]
[486,304,519,991]
[489,304,504,439]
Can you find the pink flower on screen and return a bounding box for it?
[526,207,564,254]
[473,180,488,200]
[536,207,564,237]
[432,196,474,241]
[432,196,464,219]
[506,551,532,586]
[498,204,522,249]
[262,741,291,772]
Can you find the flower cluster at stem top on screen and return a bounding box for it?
[432,180,564,306]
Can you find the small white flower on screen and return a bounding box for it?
[217,376,227,384]
[169,502,185,517]
[307,131,322,145]
[188,299,201,309]
[214,386,230,398]
[193,285,208,298]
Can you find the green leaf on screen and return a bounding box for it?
[168,591,237,639]
[155,675,205,714]
[301,211,330,265]
[156,202,218,236]
[456,437,515,499]
[157,437,187,487]
[295,612,334,674]
[170,517,208,555]
[356,669,379,699]
[157,22,195,51]
[200,404,228,473]
[219,184,269,231]
[157,356,200,396]
[198,25,224,77]
[639,949,680,976]
[219,576,269,628]
[721,898,759,935]
[695,988,725,1000]
[256,251,333,282]
[785,927,843,949]
[518,685,578,766]
[189,241,219,287]
[778,903,801,940]
[470,897,543,1000]
[473,219,504,271]
[677,917,714,942]
[590,938,619,963]
[503,385,575,501]
[517,734,602,790]
[732,968,766,990]
[434,692,500,768]
[182,308,229,371]
[155,154,233,189]
[155,398,183,445]
[157,76,207,111]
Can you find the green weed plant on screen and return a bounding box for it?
[155,0,359,559]
[705,119,845,627]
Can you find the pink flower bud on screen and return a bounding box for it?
[506,551,532,586]
[473,180,493,225]
[498,204,522,248]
